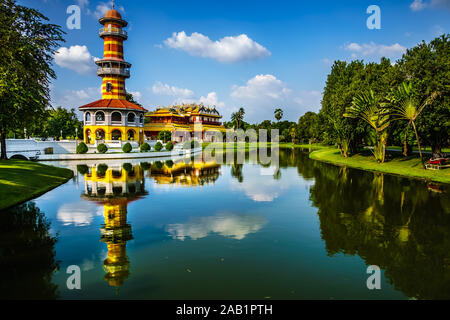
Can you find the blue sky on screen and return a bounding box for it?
[19,0,450,122]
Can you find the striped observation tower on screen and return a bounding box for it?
[79,1,148,146]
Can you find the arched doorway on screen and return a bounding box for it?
[96,129,105,141]
[127,129,135,141]
[85,129,92,144]
[111,129,122,141]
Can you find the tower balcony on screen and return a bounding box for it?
[99,27,128,40]
[97,67,130,78]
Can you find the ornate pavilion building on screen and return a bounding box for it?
[79,6,147,145]
[144,103,226,142]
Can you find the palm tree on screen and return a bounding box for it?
[388,82,439,169]
[231,107,245,129]
[344,90,390,163]
[274,108,283,122]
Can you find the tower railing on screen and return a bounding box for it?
[97,67,130,77]
[99,27,128,39]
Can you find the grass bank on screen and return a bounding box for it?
[310,147,450,184]
[202,142,328,151]
[0,160,74,210]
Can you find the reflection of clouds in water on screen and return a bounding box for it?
[230,166,304,202]
[57,201,102,226]
[166,213,267,241]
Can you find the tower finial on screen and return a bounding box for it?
[112,0,115,9]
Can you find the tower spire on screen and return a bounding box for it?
[112,0,115,9]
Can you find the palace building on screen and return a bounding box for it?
[79,5,147,145]
[78,3,225,145]
[144,103,226,142]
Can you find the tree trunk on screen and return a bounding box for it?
[403,123,411,157]
[412,121,425,169]
[0,124,7,160]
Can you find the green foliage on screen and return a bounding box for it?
[165,160,174,168]
[158,131,172,143]
[97,143,108,154]
[231,107,245,129]
[165,141,174,151]
[0,0,65,159]
[76,164,89,175]
[140,142,151,152]
[122,142,132,153]
[96,164,108,176]
[122,163,132,173]
[76,142,88,154]
[154,142,163,152]
[274,108,284,122]
[140,162,150,170]
[297,112,320,143]
[154,161,163,169]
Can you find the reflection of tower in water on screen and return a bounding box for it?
[82,163,146,289]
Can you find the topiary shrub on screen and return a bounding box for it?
[122,142,132,153]
[140,142,151,152]
[77,164,89,175]
[76,142,88,154]
[122,163,133,173]
[140,162,150,171]
[165,141,174,151]
[154,161,163,170]
[165,160,174,168]
[97,164,108,177]
[97,143,108,154]
[154,142,163,152]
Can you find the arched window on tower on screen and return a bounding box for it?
[127,113,136,123]
[85,112,91,123]
[106,82,113,92]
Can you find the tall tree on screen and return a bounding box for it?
[0,0,64,159]
[344,90,390,163]
[274,108,284,122]
[388,82,440,168]
[397,34,450,153]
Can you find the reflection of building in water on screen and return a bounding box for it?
[150,161,220,187]
[82,164,146,288]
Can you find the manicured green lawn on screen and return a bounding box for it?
[310,147,450,184]
[0,160,73,210]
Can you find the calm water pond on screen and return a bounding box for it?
[1,148,449,300]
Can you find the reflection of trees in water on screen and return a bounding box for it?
[231,163,243,183]
[308,160,450,299]
[0,202,59,299]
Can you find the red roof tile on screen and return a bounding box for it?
[79,99,148,112]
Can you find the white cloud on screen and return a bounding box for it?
[152,82,195,99]
[76,0,89,9]
[54,45,99,75]
[344,42,406,59]
[164,31,271,63]
[128,91,142,100]
[199,92,225,108]
[228,74,322,122]
[93,1,125,19]
[166,212,267,241]
[432,25,445,36]
[410,0,427,10]
[57,201,101,226]
[410,0,450,11]
[51,86,102,116]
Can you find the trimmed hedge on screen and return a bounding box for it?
[122,142,132,153]
[97,143,108,154]
[140,142,151,152]
[76,142,88,154]
[165,141,174,151]
[154,142,163,152]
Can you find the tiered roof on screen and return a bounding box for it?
[79,99,148,112]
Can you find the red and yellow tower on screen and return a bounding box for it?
[79,3,147,145]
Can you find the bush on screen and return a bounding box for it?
[76,142,88,154]
[140,162,150,170]
[122,163,133,173]
[154,161,163,169]
[97,164,108,176]
[140,142,151,152]
[165,160,174,168]
[122,142,132,153]
[97,143,108,154]
[154,142,163,152]
[165,141,174,151]
[77,164,89,175]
